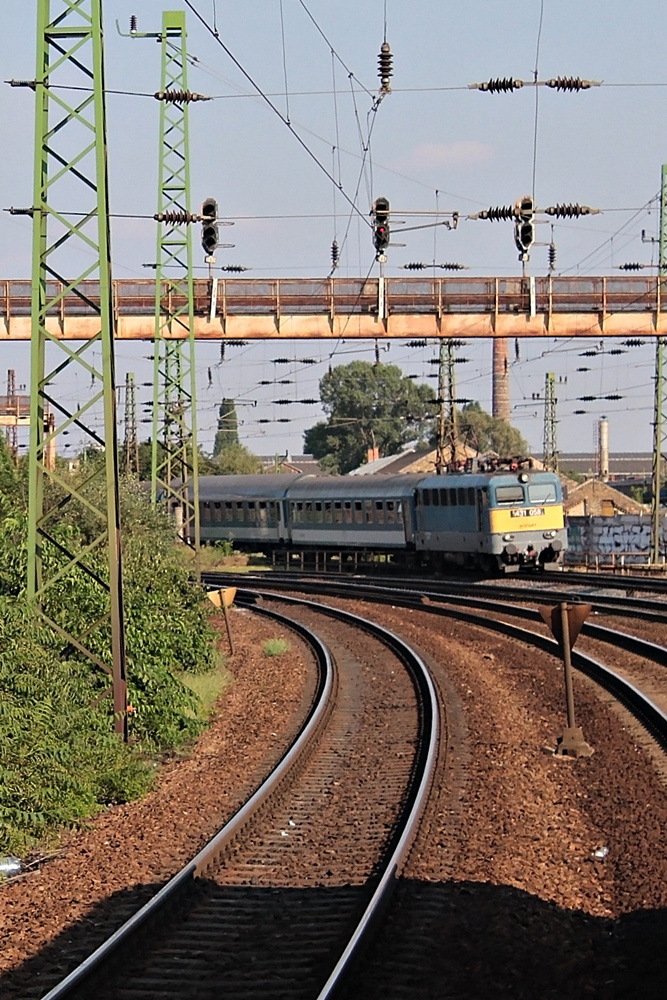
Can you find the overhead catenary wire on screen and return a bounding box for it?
[180,0,371,227]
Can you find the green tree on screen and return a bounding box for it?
[457,401,529,456]
[304,362,436,474]
[207,442,264,475]
[213,398,240,456]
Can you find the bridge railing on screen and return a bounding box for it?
[1,276,665,320]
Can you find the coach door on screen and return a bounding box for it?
[476,487,489,532]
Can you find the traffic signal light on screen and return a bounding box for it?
[513,195,535,261]
[371,196,390,257]
[201,198,219,258]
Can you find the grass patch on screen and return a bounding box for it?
[262,637,290,657]
[179,654,233,717]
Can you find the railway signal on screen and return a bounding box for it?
[514,195,535,262]
[201,197,219,260]
[539,602,594,757]
[371,197,391,261]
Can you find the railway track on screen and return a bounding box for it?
[40,598,438,1000]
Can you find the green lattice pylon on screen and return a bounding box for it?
[28,0,127,735]
[435,339,459,473]
[148,11,201,576]
[542,373,558,473]
[651,165,667,563]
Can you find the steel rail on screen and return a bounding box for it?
[40,596,440,1000]
[236,586,667,753]
[233,591,440,1000]
[39,604,334,1000]
[203,570,667,624]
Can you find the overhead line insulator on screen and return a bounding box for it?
[154,211,199,224]
[545,76,596,92]
[473,205,515,221]
[544,203,599,218]
[617,262,645,270]
[331,240,340,270]
[154,89,210,103]
[471,77,523,93]
[548,243,557,271]
[220,265,249,272]
[378,42,393,93]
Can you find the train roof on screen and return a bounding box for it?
[417,469,561,488]
[286,474,424,499]
[196,474,303,501]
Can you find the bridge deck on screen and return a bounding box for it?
[2,276,665,340]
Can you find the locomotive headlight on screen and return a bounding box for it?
[519,472,529,483]
[502,533,514,541]
[542,530,556,539]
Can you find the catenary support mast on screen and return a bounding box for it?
[149,11,201,576]
[651,165,667,564]
[27,0,127,736]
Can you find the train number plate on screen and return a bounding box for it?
[511,507,544,518]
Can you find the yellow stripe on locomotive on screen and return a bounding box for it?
[489,504,565,535]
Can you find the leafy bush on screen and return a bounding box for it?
[0,474,222,851]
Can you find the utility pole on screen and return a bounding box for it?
[542,372,558,472]
[651,165,667,564]
[125,11,203,578]
[26,0,127,736]
[124,373,139,476]
[435,339,459,473]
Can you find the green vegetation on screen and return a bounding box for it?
[0,447,223,855]
[304,361,436,474]
[262,637,290,657]
[455,401,529,456]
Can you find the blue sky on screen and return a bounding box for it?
[2,1,667,460]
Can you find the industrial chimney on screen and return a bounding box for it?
[598,416,609,482]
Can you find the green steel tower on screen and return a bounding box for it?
[651,165,667,564]
[27,0,127,736]
[132,11,201,575]
[435,339,459,473]
[542,373,558,473]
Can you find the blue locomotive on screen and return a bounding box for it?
[193,468,566,573]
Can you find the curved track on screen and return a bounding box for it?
[41,599,439,1000]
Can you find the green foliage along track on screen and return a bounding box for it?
[0,448,222,856]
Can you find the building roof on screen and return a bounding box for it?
[564,478,646,516]
[540,453,653,478]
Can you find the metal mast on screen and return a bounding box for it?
[435,339,459,472]
[5,370,17,459]
[650,165,667,563]
[145,11,201,576]
[124,372,139,476]
[542,372,558,472]
[27,0,127,736]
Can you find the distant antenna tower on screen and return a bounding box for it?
[651,164,667,563]
[542,373,558,472]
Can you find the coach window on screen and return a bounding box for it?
[224,501,233,522]
[456,488,466,505]
[422,490,431,507]
[365,500,374,523]
[304,501,314,523]
[247,501,257,523]
[235,502,245,522]
[344,501,353,524]
[430,488,439,505]
[467,487,476,505]
[449,488,457,506]
[385,500,396,524]
[257,501,267,525]
[334,501,343,524]
[354,500,363,524]
[324,501,333,524]
[315,502,323,523]
[396,501,404,523]
[375,500,385,523]
[495,485,524,504]
[293,501,303,523]
[439,489,448,506]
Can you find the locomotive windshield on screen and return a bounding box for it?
[528,482,558,503]
[495,485,524,504]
